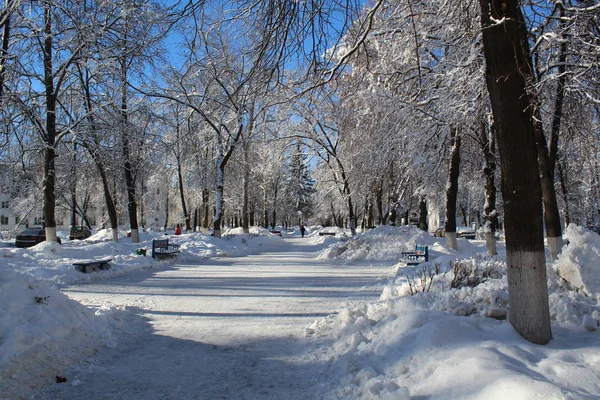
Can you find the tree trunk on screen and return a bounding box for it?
[375,186,385,225]
[534,119,563,262]
[0,0,14,104]
[42,6,58,243]
[479,0,551,344]
[71,144,78,227]
[348,195,356,235]
[213,162,224,238]
[418,196,428,232]
[177,157,190,232]
[557,159,570,227]
[482,120,498,255]
[242,141,250,233]
[540,4,568,260]
[263,187,269,229]
[445,127,460,250]
[164,189,169,231]
[78,65,118,242]
[119,17,139,243]
[271,178,278,229]
[202,188,210,233]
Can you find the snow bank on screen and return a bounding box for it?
[308,229,600,399]
[0,271,113,397]
[555,224,600,297]
[315,225,488,262]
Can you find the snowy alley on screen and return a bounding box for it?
[28,237,394,400]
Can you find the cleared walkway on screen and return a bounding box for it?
[33,238,395,400]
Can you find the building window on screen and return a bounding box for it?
[1,201,9,209]
[34,217,42,225]
[0,215,8,225]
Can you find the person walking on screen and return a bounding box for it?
[175,224,182,235]
[300,224,306,238]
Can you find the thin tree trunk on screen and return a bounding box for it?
[175,118,191,232]
[213,161,224,237]
[263,187,269,229]
[177,160,190,231]
[202,189,210,233]
[543,3,568,260]
[271,179,278,229]
[120,18,139,243]
[71,143,78,227]
[445,127,460,250]
[534,118,563,262]
[164,190,169,231]
[42,6,58,243]
[418,196,428,232]
[557,159,570,227]
[479,0,551,344]
[242,141,250,233]
[482,120,498,255]
[78,65,118,241]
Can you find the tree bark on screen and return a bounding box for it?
[418,196,428,232]
[479,0,552,344]
[262,187,269,229]
[71,143,78,227]
[42,6,58,243]
[445,127,460,250]
[202,188,210,233]
[120,34,139,242]
[534,118,563,262]
[242,141,250,233]
[557,159,570,227]
[175,122,190,231]
[482,120,498,255]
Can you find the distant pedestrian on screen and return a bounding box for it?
[300,224,306,238]
[175,224,182,235]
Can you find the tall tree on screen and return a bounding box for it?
[479,0,552,344]
[445,128,461,250]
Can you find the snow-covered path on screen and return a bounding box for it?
[32,237,395,399]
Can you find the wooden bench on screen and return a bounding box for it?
[152,238,181,259]
[270,230,282,236]
[400,245,429,266]
[318,232,336,236]
[73,258,113,273]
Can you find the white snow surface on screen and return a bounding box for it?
[1,225,599,399]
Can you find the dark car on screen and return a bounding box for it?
[15,228,61,248]
[69,226,92,240]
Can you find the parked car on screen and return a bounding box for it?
[69,226,92,240]
[15,228,61,248]
[457,226,477,239]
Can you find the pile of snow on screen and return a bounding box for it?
[0,271,123,398]
[555,224,600,296]
[316,225,486,262]
[306,225,600,399]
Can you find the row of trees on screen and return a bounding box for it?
[1,0,599,344]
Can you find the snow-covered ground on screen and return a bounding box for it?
[1,224,599,399]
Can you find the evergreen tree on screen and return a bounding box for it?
[285,141,315,225]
